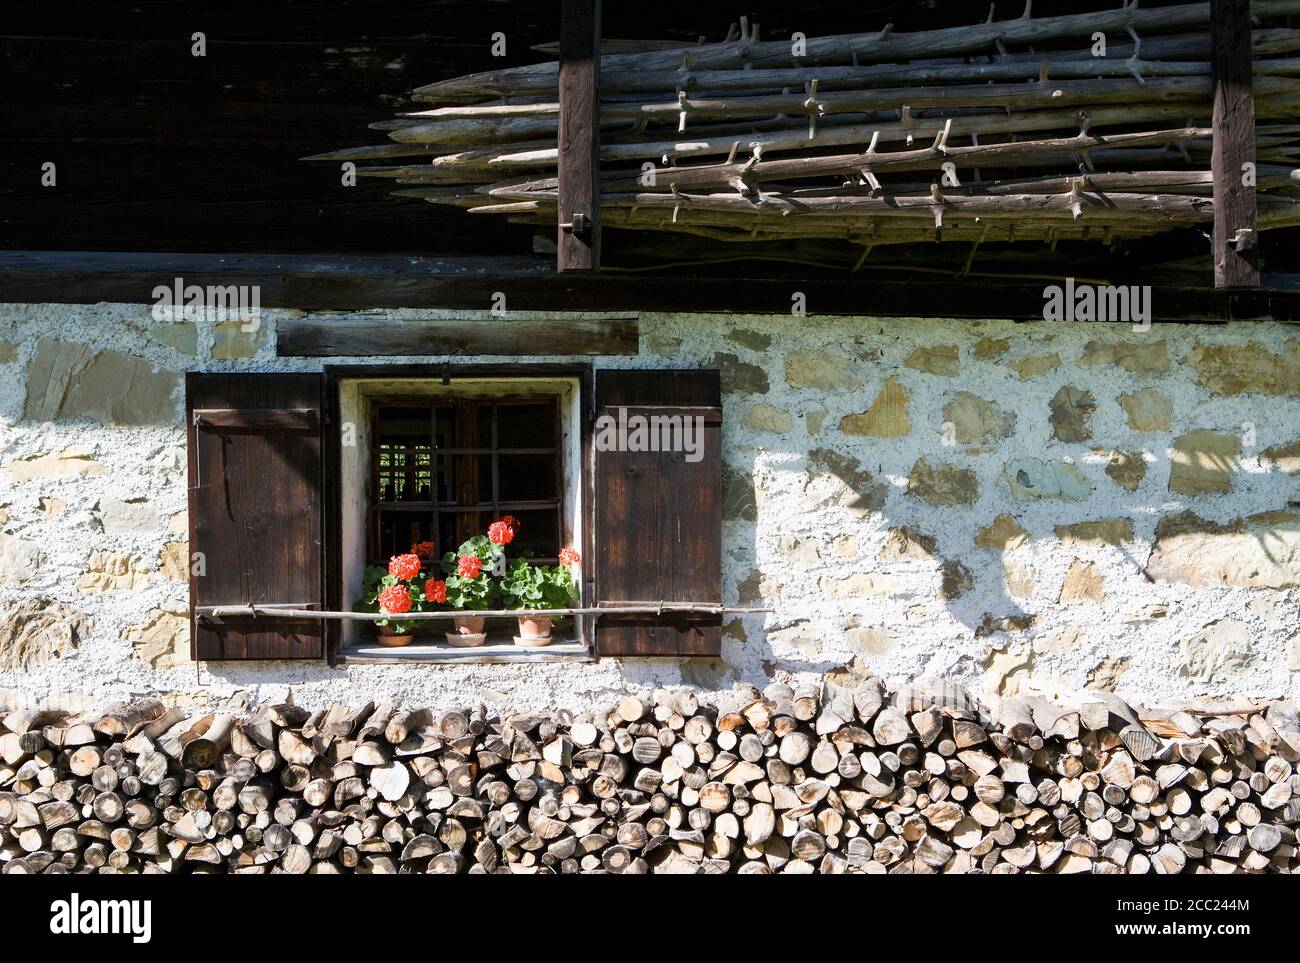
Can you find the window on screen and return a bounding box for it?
[336,374,585,654]
[369,398,563,565]
[184,367,723,663]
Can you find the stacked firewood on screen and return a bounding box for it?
[307,0,1300,249]
[2,677,1297,874]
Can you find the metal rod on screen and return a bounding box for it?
[199,603,773,620]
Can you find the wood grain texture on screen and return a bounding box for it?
[186,373,326,660]
[594,370,721,657]
[556,0,602,271]
[1211,0,1261,288]
[278,314,637,356]
[6,251,1300,320]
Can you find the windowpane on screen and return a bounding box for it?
[376,406,433,503]
[498,454,557,501]
[367,394,563,567]
[505,509,559,560]
[497,402,555,448]
[378,512,434,563]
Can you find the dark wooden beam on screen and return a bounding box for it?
[279,314,638,357]
[3,251,1300,322]
[1210,0,1260,289]
[556,0,601,272]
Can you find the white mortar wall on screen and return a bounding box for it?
[0,302,1296,713]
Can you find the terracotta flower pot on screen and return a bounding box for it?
[452,616,486,636]
[447,615,486,647]
[515,615,553,647]
[377,624,413,648]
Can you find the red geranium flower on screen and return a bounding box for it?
[500,514,521,531]
[424,579,447,604]
[559,547,581,567]
[410,540,435,561]
[457,554,483,579]
[388,553,421,582]
[487,519,515,545]
[377,583,413,615]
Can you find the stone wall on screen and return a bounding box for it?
[0,302,1296,713]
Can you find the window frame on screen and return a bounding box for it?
[365,394,566,567]
[322,363,594,664]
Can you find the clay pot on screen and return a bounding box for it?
[447,615,487,647]
[516,615,553,646]
[452,616,486,636]
[377,624,413,648]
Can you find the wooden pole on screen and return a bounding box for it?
[1211,0,1261,287]
[556,0,601,271]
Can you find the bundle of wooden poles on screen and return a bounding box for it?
[3,675,1297,873]
[306,0,1300,253]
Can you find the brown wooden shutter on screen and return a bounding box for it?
[186,373,326,660]
[593,370,722,656]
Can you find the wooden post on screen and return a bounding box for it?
[557,0,601,272]
[1210,0,1259,288]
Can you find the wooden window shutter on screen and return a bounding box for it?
[186,373,327,660]
[593,370,722,657]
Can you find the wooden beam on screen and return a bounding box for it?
[1211,0,1260,288]
[278,314,638,357]
[3,251,1300,322]
[556,0,601,272]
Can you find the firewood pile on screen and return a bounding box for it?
[2,676,1298,874]
[307,0,1300,251]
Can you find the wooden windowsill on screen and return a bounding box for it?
[339,639,593,664]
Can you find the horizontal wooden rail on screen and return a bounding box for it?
[4,252,1300,320]
[198,603,772,621]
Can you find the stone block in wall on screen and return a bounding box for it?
[907,457,978,507]
[0,533,41,585]
[974,336,1009,360]
[804,448,887,517]
[77,551,153,591]
[784,349,861,391]
[1146,510,1300,588]
[211,317,271,359]
[159,541,190,581]
[1189,339,1300,396]
[942,392,1015,447]
[905,344,960,377]
[124,606,190,669]
[1059,560,1105,604]
[1079,339,1170,376]
[712,352,769,396]
[1054,518,1134,547]
[840,377,910,438]
[1178,619,1254,682]
[1261,439,1300,474]
[2,446,105,483]
[1003,458,1092,501]
[878,526,936,561]
[1168,430,1242,495]
[976,514,1029,550]
[1048,386,1097,442]
[23,338,180,425]
[96,497,161,535]
[1006,352,1060,380]
[743,402,791,433]
[0,598,90,670]
[1119,388,1173,432]
[1103,451,1147,491]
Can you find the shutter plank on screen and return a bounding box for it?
[186,374,325,660]
[594,370,721,657]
